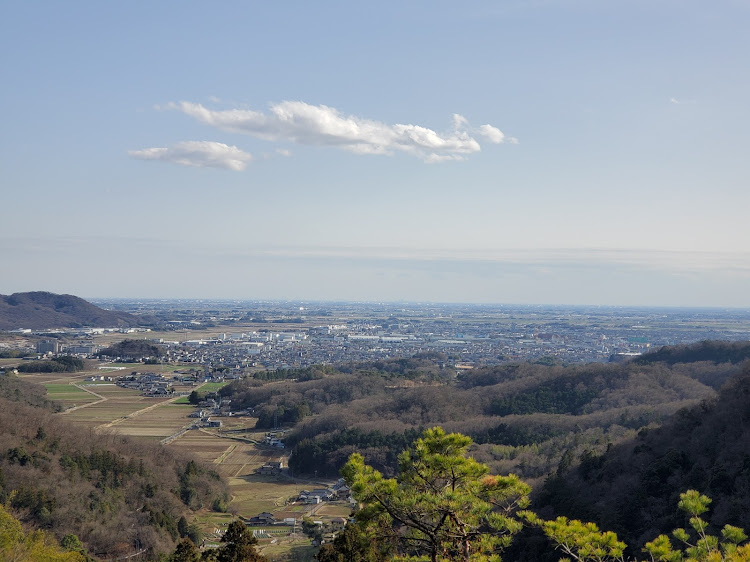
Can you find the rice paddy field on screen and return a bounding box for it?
[44,382,102,406]
[64,386,167,428]
[113,402,194,439]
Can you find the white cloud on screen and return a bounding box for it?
[669,97,681,104]
[452,113,469,129]
[165,100,512,162]
[480,124,509,144]
[129,141,252,171]
[424,153,466,163]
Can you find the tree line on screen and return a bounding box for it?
[16,355,84,373]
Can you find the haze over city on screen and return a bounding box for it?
[2,1,749,306]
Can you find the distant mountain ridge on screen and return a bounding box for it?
[0,291,140,330]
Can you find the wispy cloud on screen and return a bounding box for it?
[164,243,750,276]
[669,97,697,105]
[129,141,252,171]
[10,235,746,277]
[162,100,514,162]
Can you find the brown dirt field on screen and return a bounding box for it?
[63,387,153,427]
[257,537,316,561]
[113,403,192,438]
[313,504,352,518]
[168,430,231,463]
[226,475,308,516]
[19,372,85,385]
[167,430,317,519]
[0,358,21,367]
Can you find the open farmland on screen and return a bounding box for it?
[43,382,101,407]
[0,358,22,368]
[167,426,312,515]
[19,372,84,384]
[63,385,170,427]
[256,537,316,561]
[112,402,194,439]
[16,372,103,408]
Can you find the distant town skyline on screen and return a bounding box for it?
[2,2,749,307]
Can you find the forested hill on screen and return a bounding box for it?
[98,339,166,360]
[633,339,750,366]
[219,341,750,486]
[0,291,140,330]
[536,360,750,554]
[0,374,228,559]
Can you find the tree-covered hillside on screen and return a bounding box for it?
[219,341,750,486]
[0,375,228,560]
[97,339,165,360]
[536,361,750,554]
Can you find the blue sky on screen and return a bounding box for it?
[2,1,749,306]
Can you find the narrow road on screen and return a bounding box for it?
[60,382,107,414]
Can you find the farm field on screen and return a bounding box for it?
[168,427,311,514]
[167,426,342,518]
[225,474,307,517]
[199,381,229,393]
[256,536,316,561]
[19,371,85,385]
[43,382,101,406]
[0,358,22,368]
[64,386,172,428]
[313,504,352,519]
[113,402,193,439]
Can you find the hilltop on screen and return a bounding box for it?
[0,291,140,330]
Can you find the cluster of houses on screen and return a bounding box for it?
[246,512,349,545]
[245,511,350,546]
[244,478,353,541]
[297,479,351,505]
[115,372,174,396]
